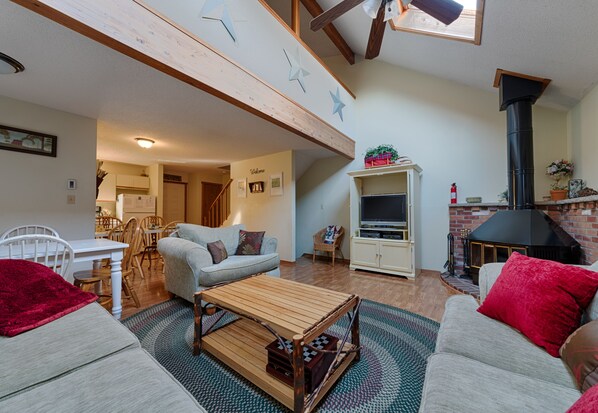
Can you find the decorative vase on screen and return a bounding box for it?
[550,189,568,201]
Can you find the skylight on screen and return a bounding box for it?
[390,0,484,45]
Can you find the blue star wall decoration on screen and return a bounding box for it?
[283,47,310,93]
[200,0,238,42]
[330,87,346,121]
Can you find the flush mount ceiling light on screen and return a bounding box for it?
[0,52,25,74]
[135,138,155,149]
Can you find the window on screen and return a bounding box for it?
[390,0,484,45]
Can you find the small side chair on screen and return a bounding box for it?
[312,226,345,267]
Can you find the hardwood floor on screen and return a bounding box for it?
[120,255,458,321]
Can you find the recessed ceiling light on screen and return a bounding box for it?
[136,138,155,149]
[0,52,25,75]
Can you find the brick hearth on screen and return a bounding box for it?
[449,195,598,271]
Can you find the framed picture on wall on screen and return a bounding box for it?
[0,125,57,157]
[237,178,247,198]
[270,173,283,196]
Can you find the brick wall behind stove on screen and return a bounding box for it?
[537,201,598,264]
[449,200,598,271]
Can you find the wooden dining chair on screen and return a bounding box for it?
[73,218,141,308]
[139,215,166,269]
[0,225,60,240]
[0,234,74,278]
[95,216,122,231]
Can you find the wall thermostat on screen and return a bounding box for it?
[67,179,77,190]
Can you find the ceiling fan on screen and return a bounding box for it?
[311,0,464,59]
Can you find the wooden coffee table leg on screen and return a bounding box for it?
[292,334,305,413]
[352,305,361,362]
[193,292,203,356]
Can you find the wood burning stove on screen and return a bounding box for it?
[466,71,580,284]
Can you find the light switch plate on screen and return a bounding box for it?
[67,195,76,205]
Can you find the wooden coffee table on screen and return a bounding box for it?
[193,275,361,413]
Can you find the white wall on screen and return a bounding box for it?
[147,163,164,217]
[297,57,568,271]
[568,83,598,189]
[0,95,97,240]
[228,150,295,262]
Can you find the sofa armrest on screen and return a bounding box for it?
[261,236,278,255]
[157,237,214,302]
[478,263,505,303]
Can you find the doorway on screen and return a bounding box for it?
[202,182,223,226]
[163,181,187,223]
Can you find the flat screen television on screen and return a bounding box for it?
[361,193,407,227]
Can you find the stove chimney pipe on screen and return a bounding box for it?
[496,70,550,210]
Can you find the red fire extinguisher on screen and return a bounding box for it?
[450,183,457,204]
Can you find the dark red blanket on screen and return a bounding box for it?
[0,259,97,337]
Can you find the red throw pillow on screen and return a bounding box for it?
[566,384,598,413]
[477,253,598,357]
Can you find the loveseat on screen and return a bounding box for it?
[158,223,280,303]
[419,261,598,413]
[0,302,205,412]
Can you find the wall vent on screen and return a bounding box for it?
[164,174,183,182]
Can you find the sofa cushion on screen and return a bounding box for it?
[419,353,580,413]
[235,230,265,255]
[207,240,228,264]
[199,253,280,286]
[0,303,139,400]
[0,348,206,412]
[566,383,598,413]
[478,253,598,357]
[177,223,245,256]
[436,295,577,389]
[561,320,598,392]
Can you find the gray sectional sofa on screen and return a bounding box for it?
[419,262,598,413]
[0,302,205,412]
[158,223,280,303]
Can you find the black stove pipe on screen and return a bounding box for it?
[507,101,535,209]
[499,74,545,210]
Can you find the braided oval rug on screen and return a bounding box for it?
[123,298,438,413]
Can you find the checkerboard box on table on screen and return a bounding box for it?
[265,333,339,393]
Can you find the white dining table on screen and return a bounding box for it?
[0,238,128,319]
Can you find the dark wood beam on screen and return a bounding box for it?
[300,0,356,65]
[292,0,300,35]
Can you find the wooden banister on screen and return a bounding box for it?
[207,179,233,228]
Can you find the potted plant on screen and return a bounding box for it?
[546,159,574,201]
[364,144,399,168]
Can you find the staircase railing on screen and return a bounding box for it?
[206,179,233,227]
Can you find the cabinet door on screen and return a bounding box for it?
[351,238,379,268]
[133,176,150,189]
[379,241,412,273]
[116,175,133,188]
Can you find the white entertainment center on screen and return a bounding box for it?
[348,164,422,279]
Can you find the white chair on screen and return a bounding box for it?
[0,225,60,240]
[0,234,74,278]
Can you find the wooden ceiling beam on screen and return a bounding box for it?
[300,0,356,65]
[291,0,300,35]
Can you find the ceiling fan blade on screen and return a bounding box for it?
[410,0,464,25]
[311,0,365,31]
[365,3,386,60]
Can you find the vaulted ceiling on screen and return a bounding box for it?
[267,0,598,111]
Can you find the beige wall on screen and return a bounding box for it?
[568,83,598,189]
[297,58,568,271]
[0,94,97,240]
[228,151,295,262]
